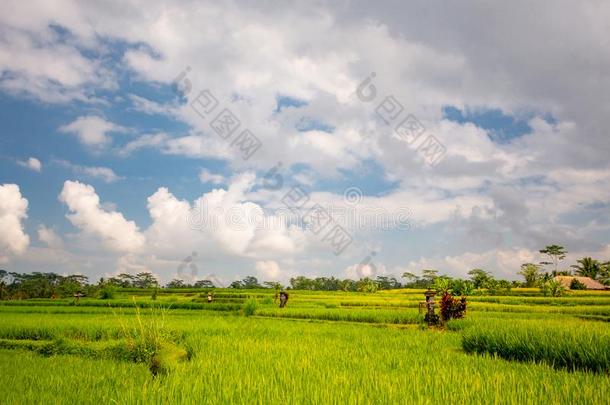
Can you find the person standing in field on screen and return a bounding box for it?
[279,291,289,308]
[207,292,213,303]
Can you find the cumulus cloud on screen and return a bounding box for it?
[58,180,145,252]
[2,1,610,280]
[59,116,126,150]
[398,249,540,280]
[0,184,30,262]
[255,260,281,281]
[145,172,306,258]
[37,225,63,249]
[17,157,42,172]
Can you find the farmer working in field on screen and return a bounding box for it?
[279,291,289,308]
[207,292,213,303]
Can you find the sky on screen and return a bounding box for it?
[1,0,609,285]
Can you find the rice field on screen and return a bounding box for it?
[0,288,609,404]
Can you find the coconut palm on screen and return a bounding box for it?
[571,257,602,279]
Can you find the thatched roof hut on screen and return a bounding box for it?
[554,276,608,290]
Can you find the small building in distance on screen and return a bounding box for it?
[554,276,609,290]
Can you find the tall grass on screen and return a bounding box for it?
[461,319,610,372]
[2,316,610,404]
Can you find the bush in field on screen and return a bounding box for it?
[116,301,187,376]
[569,278,587,290]
[541,279,566,297]
[98,287,115,299]
[439,293,467,322]
[450,279,475,296]
[242,298,258,316]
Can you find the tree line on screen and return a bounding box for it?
[1,245,608,299]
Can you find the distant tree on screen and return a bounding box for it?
[600,262,610,285]
[421,269,439,287]
[339,279,357,292]
[467,269,492,289]
[241,276,262,289]
[166,279,186,288]
[194,280,215,288]
[0,270,8,300]
[229,281,243,289]
[496,279,513,293]
[263,281,282,290]
[571,257,602,279]
[539,245,567,274]
[57,274,88,297]
[401,272,418,286]
[518,263,543,287]
[115,273,136,288]
[375,276,400,290]
[134,272,159,289]
[356,278,378,293]
[290,276,314,290]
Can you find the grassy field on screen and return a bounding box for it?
[0,288,609,404]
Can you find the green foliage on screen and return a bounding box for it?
[571,257,602,279]
[519,263,543,287]
[541,279,566,297]
[539,245,567,273]
[356,278,378,293]
[569,278,587,290]
[242,298,258,316]
[467,269,492,289]
[449,279,475,296]
[98,286,116,300]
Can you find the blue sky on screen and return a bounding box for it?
[1,1,609,284]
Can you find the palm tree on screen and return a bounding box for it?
[571,257,601,279]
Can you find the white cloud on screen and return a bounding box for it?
[199,169,225,184]
[37,225,63,249]
[145,172,306,258]
[17,157,42,172]
[3,1,610,280]
[255,260,281,281]
[80,166,121,183]
[128,94,177,117]
[0,184,30,262]
[117,133,169,156]
[54,160,121,183]
[59,116,125,150]
[58,180,145,252]
[399,249,539,280]
[0,33,111,103]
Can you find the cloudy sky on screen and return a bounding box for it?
[1,0,609,284]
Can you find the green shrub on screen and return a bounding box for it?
[98,287,115,300]
[570,278,587,290]
[242,299,258,316]
[541,280,566,297]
